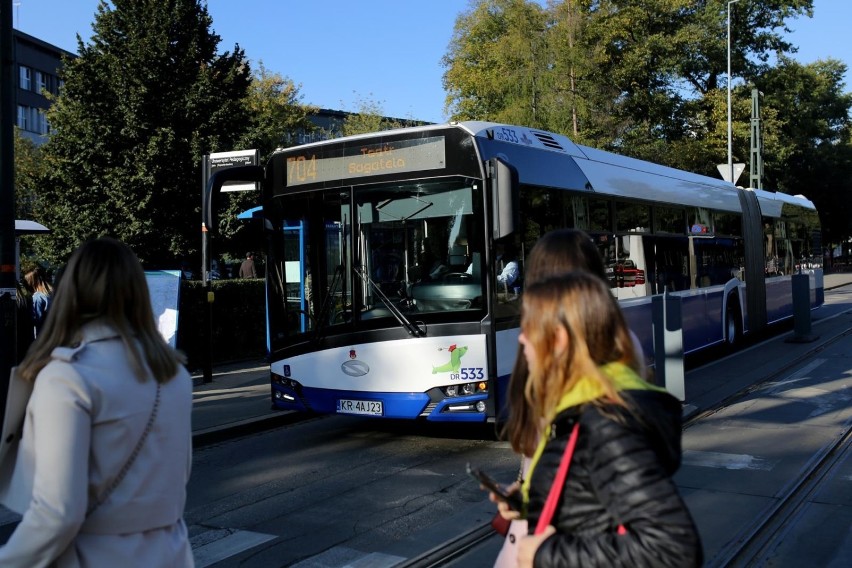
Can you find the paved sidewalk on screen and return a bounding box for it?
[190,359,300,447]
[189,272,852,446]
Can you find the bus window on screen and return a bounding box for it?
[649,236,690,292]
[714,211,742,238]
[655,206,686,235]
[588,198,612,232]
[693,238,745,287]
[356,181,485,315]
[616,201,651,234]
[690,207,713,235]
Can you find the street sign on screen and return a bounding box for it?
[209,149,260,191]
[717,163,746,184]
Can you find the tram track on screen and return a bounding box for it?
[699,321,852,567]
[398,316,852,568]
[684,321,852,428]
[712,425,852,567]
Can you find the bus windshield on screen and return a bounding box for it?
[269,177,485,343]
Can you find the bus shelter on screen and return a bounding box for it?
[14,219,50,280]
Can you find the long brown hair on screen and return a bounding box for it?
[504,229,610,455]
[23,265,53,295]
[18,237,186,383]
[518,273,638,428]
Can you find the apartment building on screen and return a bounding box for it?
[13,29,74,145]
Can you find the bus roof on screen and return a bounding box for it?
[454,122,817,214]
[274,121,816,214]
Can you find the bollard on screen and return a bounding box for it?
[785,272,818,343]
[652,291,685,402]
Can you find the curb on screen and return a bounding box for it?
[192,410,311,448]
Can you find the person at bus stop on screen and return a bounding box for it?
[239,251,257,278]
[14,281,35,363]
[493,272,701,567]
[0,237,194,567]
[491,228,647,568]
[23,265,53,337]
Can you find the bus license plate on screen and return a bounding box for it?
[337,399,383,416]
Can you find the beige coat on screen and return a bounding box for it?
[0,322,194,567]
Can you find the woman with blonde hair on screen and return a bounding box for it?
[23,265,53,336]
[495,272,701,567]
[493,228,646,567]
[0,237,194,567]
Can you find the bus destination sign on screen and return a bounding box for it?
[286,136,446,187]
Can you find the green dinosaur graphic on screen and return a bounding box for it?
[432,344,468,374]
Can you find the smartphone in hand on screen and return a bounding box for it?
[467,463,522,511]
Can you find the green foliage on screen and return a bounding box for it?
[238,61,318,163]
[754,57,852,244]
[33,0,252,269]
[340,93,409,136]
[442,1,852,244]
[442,0,550,127]
[177,278,266,369]
[13,129,42,220]
[215,63,318,261]
[13,130,50,264]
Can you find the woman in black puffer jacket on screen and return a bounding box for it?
[495,272,702,568]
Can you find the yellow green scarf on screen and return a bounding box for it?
[520,362,667,511]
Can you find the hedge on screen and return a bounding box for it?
[176,278,267,370]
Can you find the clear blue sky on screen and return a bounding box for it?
[12,0,852,125]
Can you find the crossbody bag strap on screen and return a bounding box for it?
[534,422,580,535]
[533,420,628,536]
[86,381,161,517]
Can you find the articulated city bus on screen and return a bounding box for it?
[207,122,823,422]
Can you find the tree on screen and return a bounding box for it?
[13,128,43,221]
[754,58,852,245]
[213,63,318,261]
[34,0,252,268]
[340,93,409,137]
[441,0,816,164]
[238,62,317,163]
[13,129,48,263]
[442,0,549,127]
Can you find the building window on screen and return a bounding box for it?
[19,65,32,90]
[36,109,49,134]
[35,70,52,94]
[16,105,47,134]
[17,105,29,130]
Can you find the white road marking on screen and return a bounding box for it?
[290,546,406,568]
[759,359,826,393]
[682,450,778,471]
[343,551,408,567]
[192,528,277,567]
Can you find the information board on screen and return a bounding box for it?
[145,270,181,348]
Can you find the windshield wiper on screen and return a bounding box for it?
[354,267,426,337]
[314,263,344,343]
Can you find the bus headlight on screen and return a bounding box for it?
[442,382,487,398]
[272,373,302,393]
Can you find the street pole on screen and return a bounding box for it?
[727,0,739,185]
[0,0,16,422]
[201,155,213,384]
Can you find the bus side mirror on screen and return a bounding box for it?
[489,157,519,240]
[203,165,266,236]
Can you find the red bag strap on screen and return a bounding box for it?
[533,421,628,536]
[534,422,580,535]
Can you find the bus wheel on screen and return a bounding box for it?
[725,301,742,349]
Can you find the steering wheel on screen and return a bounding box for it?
[442,272,473,283]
